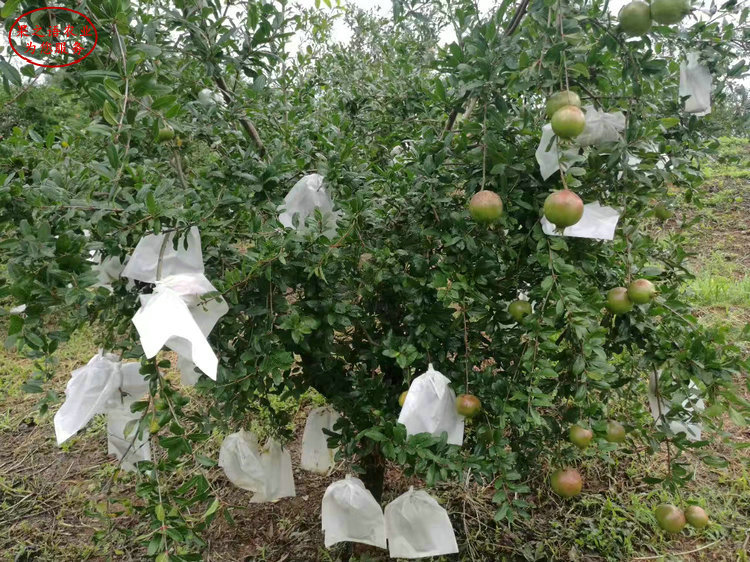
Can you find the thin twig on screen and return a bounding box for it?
[0,73,42,108]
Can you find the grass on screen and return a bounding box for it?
[1,138,749,561]
[689,273,750,308]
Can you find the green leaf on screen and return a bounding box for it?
[146,192,158,216]
[152,95,178,111]
[155,503,165,522]
[0,61,21,87]
[8,315,23,336]
[204,498,220,517]
[361,428,386,442]
[728,408,746,426]
[1,0,22,18]
[103,101,118,126]
[701,455,729,468]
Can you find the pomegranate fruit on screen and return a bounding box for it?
[543,189,584,229]
[654,203,674,220]
[456,394,481,418]
[469,190,503,223]
[627,279,657,304]
[619,1,652,35]
[508,300,532,322]
[551,105,586,139]
[550,468,583,498]
[605,420,626,443]
[650,0,689,24]
[684,505,709,529]
[569,425,594,450]
[606,287,633,314]
[546,90,581,118]
[655,504,686,533]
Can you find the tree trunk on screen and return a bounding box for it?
[350,446,387,559]
[360,444,386,502]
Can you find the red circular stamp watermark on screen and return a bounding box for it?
[8,7,98,68]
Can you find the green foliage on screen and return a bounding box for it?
[1,0,749,559]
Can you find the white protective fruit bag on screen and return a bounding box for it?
[576,105,626,147]
[321,475,387,549]
[218,430,296,502]
[107,401,151,471]
[648,371,705,441]
[54,352,123,445]
[301,406,341,474]
[88,254,125,291]
[121,227,204,283]
[535,124,579,180]
[384,487,458,559]
[397,364,464,446]
[278,174,339,234]
[542,201,622,241]
[679,52,712,116]
[124,228,228,383]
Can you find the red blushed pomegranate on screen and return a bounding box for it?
[550,468,583,498]
[544,189,584,229]
[456,394,481,418]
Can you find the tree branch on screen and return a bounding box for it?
[214,75,266,158]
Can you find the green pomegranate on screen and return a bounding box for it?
[158,127,175,142]
[605,420,626,443]
[619,1,652,35]
[627,279,657,304]
[469,190,503,223]
[654,203,674,220]
[546,90,581,119]
[544,189,584,229]
[551,105,586,139]
[550,468,583,498]
[606,287,633,314]
[456,394,482,418]
[684,505,709,529]
[650,0,690,24]
[508,300,532,322]
[569,425,594,450]
[655,504,686,533]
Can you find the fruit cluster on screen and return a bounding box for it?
[619,0,691,36]
[554,424,710,534]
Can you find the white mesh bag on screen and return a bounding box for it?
[648,370,705,441]
[132,273,228,381]
[576,105,625,147]
[121,226,204,283]
[679,52,712,116]
[218,430,296,502]
[397,364,464,446]
[107,401,151,472]
[321,475,387,549]
[542,201,621,241]
[301,406,341,474]
[278,174,338,233]
[54,352,122,445]
[384,487,458,559]
[535,124,579,180]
